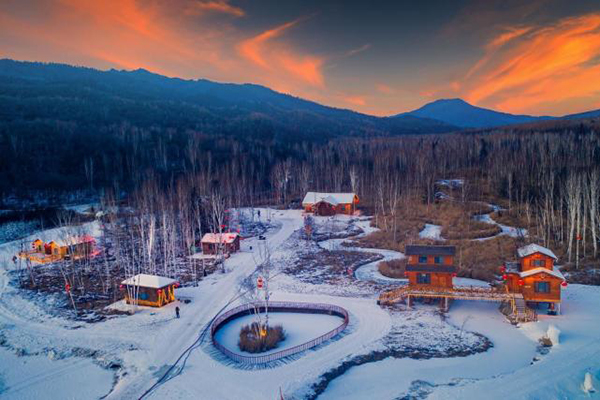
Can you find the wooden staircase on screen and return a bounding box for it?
[509,294,537,323]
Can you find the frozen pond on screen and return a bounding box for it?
[214,312,344,356]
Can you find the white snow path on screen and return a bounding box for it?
[109,209,306,398]
[419,223,445,241]
[472,203,527,241]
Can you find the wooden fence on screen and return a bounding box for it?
[211,301,349,365]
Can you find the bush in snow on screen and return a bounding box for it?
[238,322,285,353]
[582,372,596,394]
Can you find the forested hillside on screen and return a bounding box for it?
[0,59,453,199]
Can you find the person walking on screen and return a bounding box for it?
[175,306,180,319]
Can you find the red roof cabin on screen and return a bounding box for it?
[201,233,240,255]
[503,244,566,313]
[405,245,457,289]
[302,192,359,216]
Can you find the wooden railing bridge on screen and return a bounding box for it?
[378,285,536,322]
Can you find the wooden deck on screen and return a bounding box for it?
[378,285,537,322]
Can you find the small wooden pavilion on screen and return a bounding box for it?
[302,192,359,215]
[201,233,240,255]
[121,274,178,308]
[503,244,566,313]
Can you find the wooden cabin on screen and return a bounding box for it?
[302,192,359,215]
[19,235,96,264]
[121,274,178,307]
[405,245,457,289]
[201,233,240,255]
[503,244,566,312]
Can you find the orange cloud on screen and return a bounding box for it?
[238,19,325,87]
[462,13,600,114]
[376,84,395,94]
[238,20,299,68]
[343,95,366,106]
[185,1,245,17]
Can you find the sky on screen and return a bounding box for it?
[1,0,600,116]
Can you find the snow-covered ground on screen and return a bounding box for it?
[0,208,598,400]
[419,223,445,241]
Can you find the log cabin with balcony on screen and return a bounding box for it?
[502,244,567,314]
[405,245,457,289]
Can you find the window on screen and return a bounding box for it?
[434,256,442,264]
[417,273,431,284]
[535,281,550,293]
[532,259,546,267]
[418,256,428,263]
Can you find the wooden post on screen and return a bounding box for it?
[407,295,412,308]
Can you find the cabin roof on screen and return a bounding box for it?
[302,192,356,205]
[406,264,457,273]
[47,235,95,247]
[519,266,565,280]
[405,245,456,256]
[201,232,239,244]
[121,273,177,288]
[316,195,339,206]
[517,244,558,260]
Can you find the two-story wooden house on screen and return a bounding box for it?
[405,245,457,289]
[503,244,566,313]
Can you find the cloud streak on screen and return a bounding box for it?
[238,18,325,87]
[462,13,600,114]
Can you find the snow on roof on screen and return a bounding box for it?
[201,232,239,244]
[121,274,177,288]
[48,235,95,247]
[517,244,558,260]
[302,192,357,205]
[520,266,565,281]
[317,195,339,206]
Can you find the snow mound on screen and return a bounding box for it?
[547,325,560,346]
[582,372,596,394]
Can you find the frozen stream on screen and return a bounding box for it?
[213,312,343,356]
[315,217,407,285]
[472,203,527,241]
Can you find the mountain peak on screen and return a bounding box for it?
[398,98,550,128]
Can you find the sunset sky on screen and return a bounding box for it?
[1,0,600,116]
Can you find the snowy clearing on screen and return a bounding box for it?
[0,207,598,400]
[419,223,445,241]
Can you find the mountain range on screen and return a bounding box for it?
[399,98,600,128]
[1,59,599,136]
[0,59,455,142]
